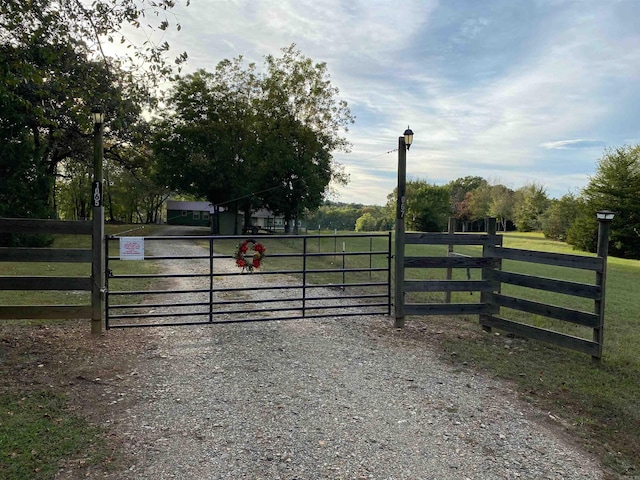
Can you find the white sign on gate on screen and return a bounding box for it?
[120,237,144,260]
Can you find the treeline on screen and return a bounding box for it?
[318,145,640,259]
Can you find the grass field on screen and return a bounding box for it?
[1,226,638,477]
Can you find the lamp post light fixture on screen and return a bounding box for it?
[91,106,105,125]
[403,126,414,150]
[91,106,105,335]
[596,210,616,222]
[394,126,414,328]
[91,106,104,208]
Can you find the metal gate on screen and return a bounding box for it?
[105,233,391,329]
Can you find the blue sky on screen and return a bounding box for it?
[120,0,640,205]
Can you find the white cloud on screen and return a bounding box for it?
[541,139,606,150]
[105,0,640,204]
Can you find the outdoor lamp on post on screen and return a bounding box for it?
[91,106,105,125]
[91,106,105,335]
[596,210,616,222]
[593,209,616,362]
[404,126,414,150]
[395,126,414,328]
[91,106,105,203]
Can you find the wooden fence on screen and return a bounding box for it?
[0,218,94,321]
[401,218,609,359]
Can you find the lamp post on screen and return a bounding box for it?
[593,209,615,360]
[394,126,414,328]
[91,106,105,335]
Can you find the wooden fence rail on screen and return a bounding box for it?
[401,217,610,359]
[479,243,606,359]
[402,218,502,319]
[0,218,94,321]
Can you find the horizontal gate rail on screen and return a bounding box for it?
[106,232,391,328]
[405,303,494,316]
[404,280,494,292]
[494,270,601,298]
[487,245,603,270]
[481,237,608,358]
[487,292,599,327]
[479,315,600,358]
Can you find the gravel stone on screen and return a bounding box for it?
[102,231,603,479]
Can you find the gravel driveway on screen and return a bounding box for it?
[101,232,603,479]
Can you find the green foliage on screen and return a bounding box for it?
[488,184,514,231]
[393,180,451,232]
[1,0,187,86]
[513,182,550,231]
[541,193,583,242]
[306,202,365,231]
[354,206,392,232]
[1,0,186,223]
[581,145,640,258]
[447,176,488,229]
[461,183,515,231]
[154,46,354,231]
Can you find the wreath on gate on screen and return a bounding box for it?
[234,239,266,273]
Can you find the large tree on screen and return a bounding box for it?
[541,193,583,242]
[154,46,354,233]
[387,180,451,232]
[1,0,187,87]
[570,145,640,258]
[1,0,186,223]
[447,176,488,231]
[488,184,515,232]
[513,182,550,232]
[153,64,260,232]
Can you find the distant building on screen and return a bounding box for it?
[165,200,303,234]
[166,200,214,227]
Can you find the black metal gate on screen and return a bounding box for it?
[105,233,391,328]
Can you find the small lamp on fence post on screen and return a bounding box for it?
[394,126,414,329]
[91,106,105,335]
[596,210,616,222]
[593,209,615,362]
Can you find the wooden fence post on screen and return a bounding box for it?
[91,113,105,335]
[445,217,455,304]
[394,136,407,328]
[480,217,498,332]
[593,213,613,361]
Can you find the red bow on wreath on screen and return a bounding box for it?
[234,239,266,273]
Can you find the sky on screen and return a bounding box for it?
[115,0,640,206]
